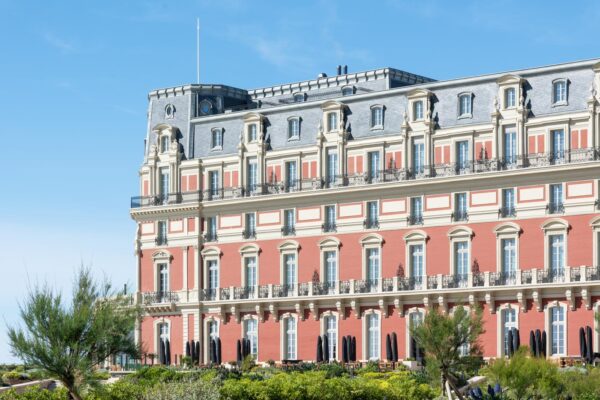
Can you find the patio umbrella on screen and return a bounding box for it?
[216,337,222,365]
[341,336,348,363]
[186,341,191,358]
[386,334,392,361]
[316,336,323,363]
[346,335,352,362]
[210,339,216,364]
[587,326,594,363]
[535,329,542,357]
[541,331,547,358]
[507,329,514,357]
[323,334,330,363]
[410,338,417,359]
[165,339,171,365]
[580,327,587,359]
[245,338,251,358]
[237,339,243,365]
[351,336,357,361]
[392,332,398,362]
[160,340,166,365]
[529,331,536,356]
[513,328,520,351]
[195,341,200,364]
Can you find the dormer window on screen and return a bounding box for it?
[165,104,175,119]
[370,106,384,129]
[247,124,257,142]
[160,135,170,153]
[413,100,424,121]
[288,117,300,140]
[199,99,212,115]
[504,88,516,108]
[458,93,473,118]
[327,112,338,132]
[341,86,354,96]
[552,79,567,105]
[293,93,306,103]
[211,128,223,150]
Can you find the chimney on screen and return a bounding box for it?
[343,65,348,74]
[337,65,342,75]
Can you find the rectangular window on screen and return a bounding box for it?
[157,221,167,245]
[325,315,337,360]
[244,213,256,238]
[207,320,218,353]
[324,251,337,286]
[159,168,170,203]
[501,238,517,275]
[549,184,563,214]
[284,254,297,287]
[502,188,515,217]
[326,148,338,187]
[410,244,424,282]
[549,234,565,276]
[288,119,300,139]
[504,127,517,166]
[551,130,565,163]
[327,112,338,132]
[211,129,223,149]
[412,139,425,175]
[454,241,469,278]
[502,309,517,356]
[244,319,258,357]
[246,158,258,195]
[206,217,217,241]
[454,193,468,221]
[459,94,472,116]
[285,317,297,360]
[244,257,257,289]
[208,171,219,197]
[410,197,423,225]
[505,88,516,108]
[207,260,219,291]
[324,205,336,231]
[247,124,257,142]
[367,313,380,360]
[456,140,469,172]
[158,263,169,294]
[283,209,295,235]
[553,81,567,104]
[366,248,380,283]
[367,151,380,182]
[285,161,297,191]
[413,101,424,120]
[550,307,565,355]
[366,201,378,228]
[371,107,383,128]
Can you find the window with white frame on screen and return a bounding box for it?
[341,86,354,96]
[207,259,219,294]
[283,316,297,360]
[405,231,427,289]
[284,253,297,287]
[454,192,468,221]
[247,123,257,142]
[371,106,384,129]
[458,93,472,117]
[409,197,423,225]
[206,319,218,362]
[244,213,256,238]
[244,318,258,358]
[160,135,170,153]
[283,209,295,235]
[244,256,257,290]
[366,313,380,360]
[325,148,338,186]
[324,205,336,232]
[454,241,469,281]
[494,222,520,285]
[205,216,217,241]
[288,117,300,140]
[208,170,219,196]
[413,100,424,121]
[211,128,223,150]
[327,112,338,132]
[408,311,423,359]
[365,201,379,228]
[293,93,305,103]
[367,151,381,182]
[549,183,564,214]
[285,161,297,191]
[552,79,567,105]
[501,307,517,356]
[503,126,517,166]
[549,305,566,355]
[549,234,565,276]
[504,87,516,108]
[366,248,380,283]
[246,157,258,195]
[158,322,169,356]
[324,250,337,288]
[501,238,517,275]
[456,140,470,172]
[324,315,337,360]
[502,188,516,217]
[158,263,169,295]
[156,221,168,245]
[159,168,170,203]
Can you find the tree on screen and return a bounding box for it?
[7,267,141,400]
[410,305,485,400]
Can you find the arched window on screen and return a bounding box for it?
[341,86,354,96]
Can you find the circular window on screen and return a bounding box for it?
[165,104,175,119]
[200,100,212,115]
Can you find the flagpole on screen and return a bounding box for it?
[196,18,200,84]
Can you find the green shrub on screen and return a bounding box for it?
[0,387,70,400]
[558,367,600,399]
[141,378,220,400]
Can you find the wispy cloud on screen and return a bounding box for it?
[43,32,75,53]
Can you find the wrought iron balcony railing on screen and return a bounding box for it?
[407,214,424,226]
[155,236,168,246]
[242,228,256,239]
[281,226,296,236]
[363,218,379,229]
[546,202,565,214]
[322,222,337,233]
[452,210,469,222]
[499,206,516,218]
[203,232,218,242]
[142,291,179,304]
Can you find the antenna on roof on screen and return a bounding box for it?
[196,17,200,84]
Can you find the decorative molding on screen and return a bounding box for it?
[485,292,495,313]
[378,299,387,318]
[336,301,345,320]
[517,291,526,313]
[532,290,542,312]
[565,289,575,311]
[394,298,404,317]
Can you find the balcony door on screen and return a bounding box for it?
[504,128,517,166]
[551,129,565,163]
[412,140,425,174]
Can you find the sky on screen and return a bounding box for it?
[0,0,599,363]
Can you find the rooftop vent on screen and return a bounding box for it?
[318,72,328,79]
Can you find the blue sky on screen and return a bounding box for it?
[0,0,599,363]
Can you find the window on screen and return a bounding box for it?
[247,124,257,142]
[324,315,337,360]
[413,100,424,121]
[158,322,169,357]
[366,248,380,283]
[409,197,423,225]
[244,213,256,239]
[284,254,297,287]
[283,316,297,360]
[159,168,169,203]
[285,161,297,191]
[552,80,567,105]
[454,193,468,221]
[456,140,470,173]
[501,238,517,278]
[341,86,354,96]
[366,313,380,360]
[207,259,219,294]
[288,118,300,140]
[367,151,381,182]
[206,319,218,362]
[199,100,212,115]
[244,318,258,358]
[365,201,379,229]
[550,129,565,163]
[458,93,472,117]
[412,139,425,175]
[156,221,167,245]
[293,93,305,103]
[503,127,517,166]
[408,311,423,359]
[282,209,295,236]
[211,129,223,150]
[327,112,338,132]
[371,106,384,128]
[325,148,338,187]
[160,135,170,153]
[502,188,516,217]
[410,244,424,286]
[165,104,175,119]
[501,308,517,356]
[454,241,469,283]
[504,88,516,108]
[158,263,169,296]
[208,171,219,197]
[244,257,257,290]
[549,234,565,277]
[206,216,217,242]
[550,306,565,355]
[324,251,337,289]
[549,184,564,214]
[246,158,258,195]
[323,205,336,232]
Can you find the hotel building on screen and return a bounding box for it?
[131,59,600,364]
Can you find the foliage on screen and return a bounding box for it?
[7,267,142,400]
[410,305,484,398]
[141,378,220,400]
[240,355,255,373]
[0,386,70,400]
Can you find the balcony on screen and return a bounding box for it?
[546,202,565,214]
[281,226,296,236]
[131,148,600,209]
[452,210,469,222]
[363,218,379,229]
[499,206,516,218]
[142,291,179,304]
[321,222,337,233]
[155,236,168,246]
[242,228,256,240]
[203,232,218,242]
[407,214,424,226]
